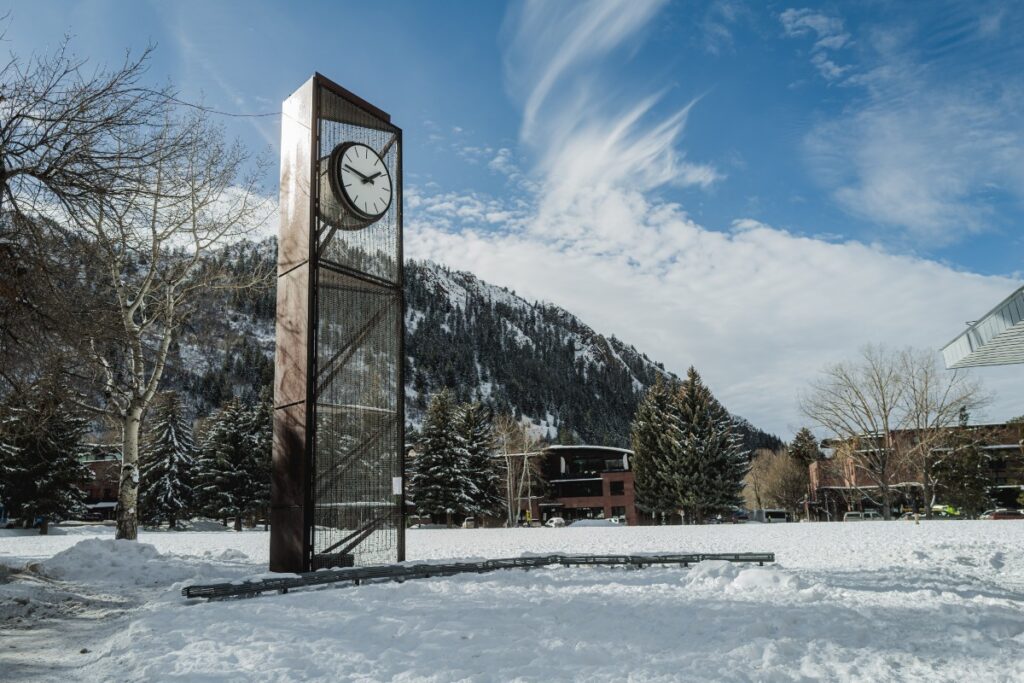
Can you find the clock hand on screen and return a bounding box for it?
[344,164,370,181]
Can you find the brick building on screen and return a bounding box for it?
[81,445,121,520]
[808,423,1024,519]
[528,445,639,525]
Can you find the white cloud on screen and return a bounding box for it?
[977,9,1005,36]
[779,8,850,51]
[803,41,1024,243]
[503,0,669,143]
[403,0,1021,437]
[779,7,852,82]
[700,0,748,55]
[502,1,723,201]
[408,196,1020,437]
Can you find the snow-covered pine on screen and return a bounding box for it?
[458,402,503,519]
[409,389,477,525]
[194,398,270,531]
[0,380,91,533]
[671,367,749,523]
[139,391,196,529]
[630,377,684,520]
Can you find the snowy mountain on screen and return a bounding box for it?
[163,238,782,450]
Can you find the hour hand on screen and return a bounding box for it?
[344,164,370,181]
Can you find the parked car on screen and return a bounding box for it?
[931,504,961,518]
[980,509,1024,520]
[751,509,789,523]
[843,511,882,522]
[729,508,750,524]
[544,517,566,528]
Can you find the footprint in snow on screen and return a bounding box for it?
[989,552,1005,570]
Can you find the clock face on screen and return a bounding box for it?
[333,143,393,221]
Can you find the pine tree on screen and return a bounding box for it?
[934,409,993,518]
[249,396,272,524]
[0,380,91,534]
[195,398,268,531]
[459,402,502,520]
[409,389,476,526]
[139,391,195,529]
[630,378,682,520]
[670,367,748,524]
[789,427,822,467]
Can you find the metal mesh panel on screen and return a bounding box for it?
[311,83,403,568]
[316,88,400,285]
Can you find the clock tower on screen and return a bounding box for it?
[271,74,404,573]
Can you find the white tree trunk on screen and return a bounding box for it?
[116,404,144,540]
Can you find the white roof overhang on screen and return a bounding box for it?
[942,286,1024,369]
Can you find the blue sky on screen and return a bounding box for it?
[5,1,1022,435]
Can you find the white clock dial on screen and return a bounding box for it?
[336,143,393,220]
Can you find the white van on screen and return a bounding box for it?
[752,509,789,523]
[843,511,882,522]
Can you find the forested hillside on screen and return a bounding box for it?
[161,238,783,450]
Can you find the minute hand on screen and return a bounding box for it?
[344,164,370,181]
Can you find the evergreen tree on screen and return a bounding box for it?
[0,380,91,534]
[630,378,682,520]
[671,367,748,523]
[789,427,822,467]
[934,409,993,517]
[459,402,502,520]
[409,389,475,526]
[249,396,273,523]
[139,391,195,529]
[195,398,268,530]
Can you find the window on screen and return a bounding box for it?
[609,480,625,496]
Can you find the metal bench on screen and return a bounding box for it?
[182,552,775,601]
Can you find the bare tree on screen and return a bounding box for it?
[744,448,809,518]
[898,348,987,518]
[742,448,773,512]
[763,449,810,518]
[0,39,171,229]
[493,414,543,527]
[801,345,907,518]
[801,344,987,520]
[0,39,174,517]
[67,111,270,539]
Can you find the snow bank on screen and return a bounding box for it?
[4,522,1024,681]
[568,519,622,527]
[39,539,196,587]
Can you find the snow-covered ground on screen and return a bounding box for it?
[2,521,1024,681]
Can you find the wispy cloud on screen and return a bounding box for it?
[408,194,1019,436]
[502,0,669,144]
[170,21,276,148]
[502,0,722,208]
[700,0,749,55]
[779,8,850,51]
[404,0,1020,435]
[793,9,1024,243]
[779,7,852,81]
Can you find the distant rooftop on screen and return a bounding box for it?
[544,445,633,455]
[942,286,1024,369]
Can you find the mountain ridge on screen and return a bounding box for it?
[165,238,783,452]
